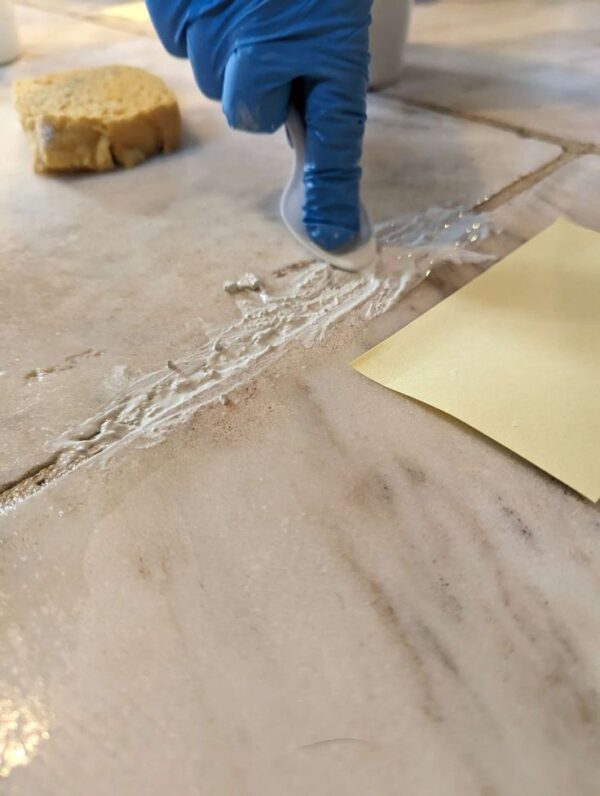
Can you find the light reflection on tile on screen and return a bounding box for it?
[0,689,50,779]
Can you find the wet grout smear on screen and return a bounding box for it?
[24,350,103,382]
[0,207,494,514]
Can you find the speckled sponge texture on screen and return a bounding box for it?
[13,64,181,173]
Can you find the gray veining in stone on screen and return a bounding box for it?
[1,3,599,795]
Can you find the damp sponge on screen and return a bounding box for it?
[13,64,181,172]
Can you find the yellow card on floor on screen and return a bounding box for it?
[353,218,600,501]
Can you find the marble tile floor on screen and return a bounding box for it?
[0,6,561,488]
[1,2,600,795]
[388,0,600,148]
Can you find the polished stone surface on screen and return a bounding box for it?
[2,156,600,795]
[12,2,132,53]
[1,3,600,795]
[389,0,600,146]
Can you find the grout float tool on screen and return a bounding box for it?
[280,106,378,273]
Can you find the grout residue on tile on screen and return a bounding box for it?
[0,207,494,514]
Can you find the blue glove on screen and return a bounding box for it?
[146,0,372,252]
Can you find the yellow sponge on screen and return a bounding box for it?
[13,65,181,172]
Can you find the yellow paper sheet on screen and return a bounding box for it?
[353,218,600,501]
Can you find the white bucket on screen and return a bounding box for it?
[0,0,21,65]
[370,0,412,89]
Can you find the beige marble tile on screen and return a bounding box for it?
[388,0,600,146]
[19,0,155,37]
[2,155,600,796]
[16,0,133,15]
[0,7,560,488]
[11,2,134,57]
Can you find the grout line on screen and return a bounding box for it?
[379,91,592,216]
[381,93,595,214]
[474,151,578,212]
[0,455,65,514]
[11,0,600,159]
[13,0,600,161]
[3,4,593,509]
[14,0,149,36]
[14,0,95,20]
[81,12,153,38]
[390,95,597,156]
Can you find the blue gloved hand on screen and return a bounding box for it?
[146,0,372,252]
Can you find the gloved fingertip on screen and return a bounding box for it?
[305,222,358,253]
[222,47,290,134]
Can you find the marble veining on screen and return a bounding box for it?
[1,3,600,795]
